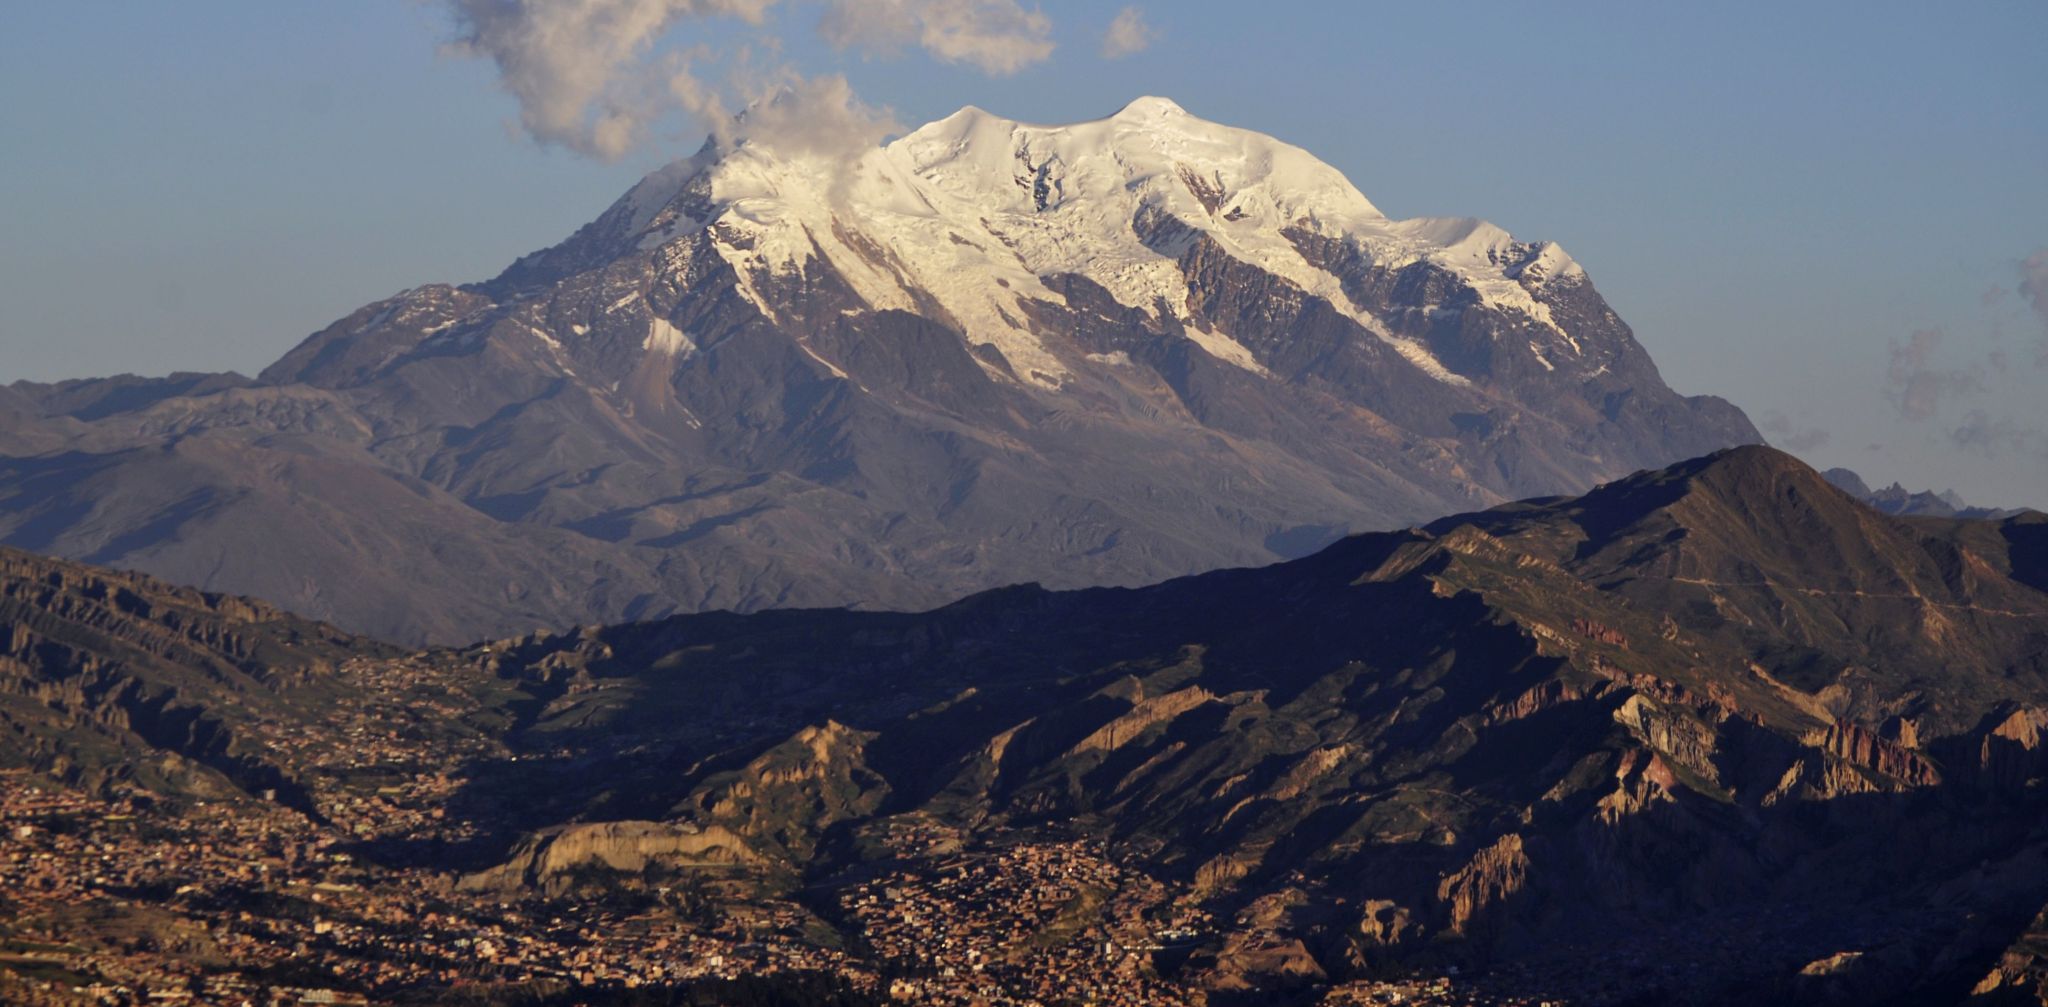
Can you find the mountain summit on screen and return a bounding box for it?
[458,94,1586,391]
[419,95,1629,391]
[4,99,1758,642]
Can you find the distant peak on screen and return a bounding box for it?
[1820,467,1875,499]
[1683,444,1825,489]
[1113,95,1188,119]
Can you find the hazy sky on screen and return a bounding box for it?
[3,2,2045,503]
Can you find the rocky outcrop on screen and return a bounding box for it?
[1814,719,1941,787]
[460,821,762,894]
[1613,694,1723,791]
[1435,834,1531,938]
[1486,678,1601,725]
[1353,899,1418,949]
[1968,903,2048,1006]
[1572,617,1630,648]
[1202,935,1328,992]
[686,721,889,859]
[1977,707,2048,791]
[1068,686,1217,756]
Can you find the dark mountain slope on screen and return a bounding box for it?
[1439,446,2048,729]
[3,446,2046,1001]
[417,446,2048,1002]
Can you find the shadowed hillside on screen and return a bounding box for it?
[3,447,2046,1004]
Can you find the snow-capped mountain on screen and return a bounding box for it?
[3,98,1758,643]
[470,96,1603,391]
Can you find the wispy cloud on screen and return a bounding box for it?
[1758,410,1830,452]
[2021,248,2048,366]
[711,70,900,157]
[439,0,1054,161]
[1884,328,1983,421]
[443,0,776,160]
[1868,251,2048,479]
[1949,410,2045,460]
[1100,7,1154,59]
[821,0,1054,75]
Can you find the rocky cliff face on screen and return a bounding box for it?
[459,821,763,895]
[1,98,1758,644]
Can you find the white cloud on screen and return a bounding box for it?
[1100,6,1153,59]
[444,0,776,160]
[820,0,1055,76]
[441,0,1057,161]
[707,71,901,159]
[816,0,918,56]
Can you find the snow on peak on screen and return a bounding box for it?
[616,138,721,235]
[889,96,1387,227]
[1396,217,1582,283]
[603,98,1583,387]
[1384,216,1587,335]
[1113,95,1189,119]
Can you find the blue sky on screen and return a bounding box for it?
[3,2,2045,502]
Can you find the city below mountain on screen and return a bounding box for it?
[1,97,1756,645]
[3,446,2046,1005]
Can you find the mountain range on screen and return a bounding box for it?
[6,446,2047,1004]
[1823,468,2028,520]
[0,97,1756,644]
